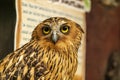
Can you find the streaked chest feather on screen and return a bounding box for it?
[0,41,78,80]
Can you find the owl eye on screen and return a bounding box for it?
[60,24,69,34]
[42,26,51,35]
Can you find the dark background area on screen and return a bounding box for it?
[0,0,16,59]
[0,0,120,80]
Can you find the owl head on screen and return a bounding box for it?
[32,17,84,50]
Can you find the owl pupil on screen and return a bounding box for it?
[45,27,49,31]
[63,26,67,30]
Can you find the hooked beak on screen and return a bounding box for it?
[52,31,58,43]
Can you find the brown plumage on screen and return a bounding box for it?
[0,17,84,80]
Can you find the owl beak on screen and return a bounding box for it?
[52,31,58,43]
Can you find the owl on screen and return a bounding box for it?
[0,17,84,80]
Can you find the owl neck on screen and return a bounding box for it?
[30,39,79,57]
[28,40,78,79]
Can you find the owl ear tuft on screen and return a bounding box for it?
[75,23,84,33]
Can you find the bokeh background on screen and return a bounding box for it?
[86,0,120,80]
[0,0,16,59]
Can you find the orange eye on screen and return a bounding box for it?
[42,26,51,35]
[60,25,69,34]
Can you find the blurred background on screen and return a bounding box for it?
[86,0,120,80]
[0,0,120,80]
[0,0,16,59]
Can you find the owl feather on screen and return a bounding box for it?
[0,17,84,80]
